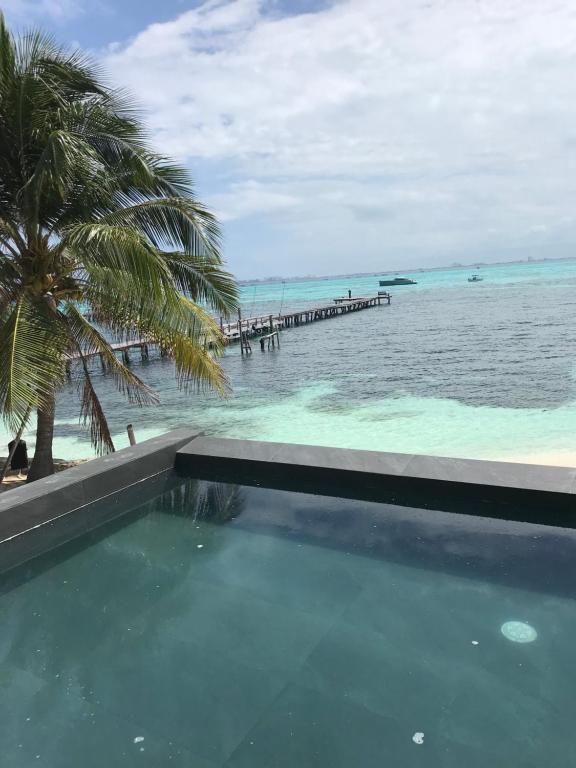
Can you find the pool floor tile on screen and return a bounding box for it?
[137,580,336,674]
[182,529,366,619]
[0,665,219,768]
[83,636,288,764]
[95,511,367,621]
[292,618,548,764]
[294,620,448,723]
[224,683,431,768]
[0,539,184,680]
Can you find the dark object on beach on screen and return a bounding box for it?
[8,439,28,471]
[348,289,352,299]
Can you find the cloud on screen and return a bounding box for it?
[103,0,576,275]
[208,179,300,221]
[2,0,81,22]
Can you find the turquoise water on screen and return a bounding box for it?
[3,259,576,462]
[2,474,576,766]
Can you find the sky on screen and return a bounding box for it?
[3,0,576,279]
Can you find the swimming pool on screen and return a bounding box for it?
[1,469,575,767]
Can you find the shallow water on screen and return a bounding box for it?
[3,259,576,461]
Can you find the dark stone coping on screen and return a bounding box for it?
[2,429,575,576]
[0,429,201,573]
[176,437,576,526]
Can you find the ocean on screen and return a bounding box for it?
[4,259,576,464]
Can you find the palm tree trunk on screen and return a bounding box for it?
[27,392,56,482]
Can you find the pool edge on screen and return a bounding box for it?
[0,428,201,572]
[175,437,576,525]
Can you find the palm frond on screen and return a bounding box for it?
[84,274,228,393]
[0,296,67,430]
[86,271,224,345]
[0,254,20,312]
[136,154,195,198]
[63,223,172,300]
[76,350,115,454]
[62,302,158,406]
[101,197,222,261]
[0,14,16,102]
[164,252,238,315]
[21,129,101,215]
[0,217,25,256]
[15,26,105,100]
[170,333,229,395]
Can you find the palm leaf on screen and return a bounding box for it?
[170,334,229,395]
[0,296,67,430]
[88,275,224,346]
[84,275,228,393]
[76,349,115,454]
[101,197,222,259]
[21,129,101,222]
[164,251,238,315]
[62,302,158,406]
[0,14,15,102]
[63,223,172,301]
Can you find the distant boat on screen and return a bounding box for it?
[467,273,483,283]
[379,277,417,286]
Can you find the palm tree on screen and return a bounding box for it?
[0,16,238,481]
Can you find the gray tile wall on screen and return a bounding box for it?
[176,437,576,525]
[0,429,201,573]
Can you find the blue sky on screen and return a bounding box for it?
[3,0,576,279]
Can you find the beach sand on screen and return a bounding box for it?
[499,452,576,468]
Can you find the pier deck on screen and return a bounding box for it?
[66,293,391,370]
[66,338,165,370]
[222,293,390,343]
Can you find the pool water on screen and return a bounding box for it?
[1,474,576,767]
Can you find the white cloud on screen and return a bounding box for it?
[103,0,576,275]
[2,0,81,21]
[209,179,300,220]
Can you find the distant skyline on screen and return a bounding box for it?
[236,254,576,284]
[4,0,576,278]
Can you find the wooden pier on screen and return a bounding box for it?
[65,338,167,375]
[65,293,390,370]
[222,293,390,350]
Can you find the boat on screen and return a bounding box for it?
[467,273,483,283]
[379,277,417,286]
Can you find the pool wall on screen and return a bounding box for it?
[0,428,200,573]
[175,437,576,525]
[1,428,575,576]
